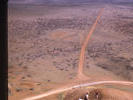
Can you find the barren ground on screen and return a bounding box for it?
[8,2,133,100]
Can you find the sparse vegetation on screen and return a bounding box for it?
[8,1,133,100]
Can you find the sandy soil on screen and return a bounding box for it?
[8,2,133,100]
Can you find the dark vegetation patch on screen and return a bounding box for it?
[9,17,82,67]
[87,40,133,81]
[114,2,133,7]
[9,17,91,36]
[97,57,133,81]
[8,38,80,68]
[114,20,133,36]
[35,17,90,30]
[87,42,113,58]
[53,58,79,71]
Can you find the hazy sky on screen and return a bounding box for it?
[8,0,133,4]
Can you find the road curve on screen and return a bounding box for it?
[23,81,133,100]
[22,7,133,100]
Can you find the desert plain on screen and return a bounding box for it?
[8,1,133,100]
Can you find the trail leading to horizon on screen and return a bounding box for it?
[22,7,133,100]
[78,8,104,78]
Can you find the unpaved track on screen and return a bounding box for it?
[22,7,133,100]
[23,81,133,100]
[77,8,104,78]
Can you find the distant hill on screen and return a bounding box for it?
[8,0,133,4]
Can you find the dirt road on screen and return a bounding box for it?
[23,81,133,100]
[77,8,104,78]
[23,8,106,100]
[22,7,133,100]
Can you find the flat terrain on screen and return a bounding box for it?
[8,2,133,100]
